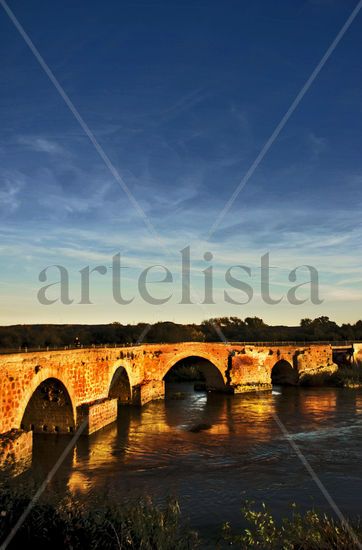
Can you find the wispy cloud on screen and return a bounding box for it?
[0,171,24,213]
[17,135,66,155]
[1,0,362,324]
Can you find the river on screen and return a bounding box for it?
[29,383,362,546]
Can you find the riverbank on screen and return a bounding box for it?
[329,363,362,388]
[0,483,198,549]
[0,486,361,549]
[298,362,362,388]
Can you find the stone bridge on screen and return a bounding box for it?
[0,342,337,468]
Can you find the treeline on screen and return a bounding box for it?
[0,316,361,349]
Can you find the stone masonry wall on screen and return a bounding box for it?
[0,429,33,474]
[353,343,362,365]
[133,380,165,406]
[76,398,118,435]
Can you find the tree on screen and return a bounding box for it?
[244,317,266,328]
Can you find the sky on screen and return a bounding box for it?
[0,0,362,326]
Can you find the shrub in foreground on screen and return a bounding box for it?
[0,485,198,549]
[222,501,362,549]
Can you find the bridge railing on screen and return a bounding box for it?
[226,341,358,347]
[0,340,359,355]
[0,343,138,355]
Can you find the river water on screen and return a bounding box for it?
[29,383,362,546]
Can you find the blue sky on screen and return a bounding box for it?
[1,0,362,325]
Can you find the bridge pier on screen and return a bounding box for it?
[76,398,118,435]
[132,380,164,406]
[233,382,272,394]
[0,429,32,475]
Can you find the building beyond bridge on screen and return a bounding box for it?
[0,341,345,469]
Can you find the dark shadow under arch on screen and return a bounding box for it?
[109,366,132,404]
[271,359,299,386]
[21,378,75,434]
[164,356,226,392]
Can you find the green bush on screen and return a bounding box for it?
[222,501,362,549]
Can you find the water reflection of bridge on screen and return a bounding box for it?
[25,384,361,503]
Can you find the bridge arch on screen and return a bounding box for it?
[108,366,132,404]
[271,359,298,386]
[162,354,226,391]
[20,377,75,434]
[15,368,77,432]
